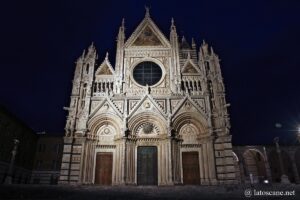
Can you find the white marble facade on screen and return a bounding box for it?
[59,8,236,185]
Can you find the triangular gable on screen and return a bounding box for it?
[171,96,208,120]
[95,56,114,76]
[125,17,171,48]
[97,64,112,75]
[182,60,201,74]
[89,97,122,120]
[132,26,162,46]
[128,94,167,119]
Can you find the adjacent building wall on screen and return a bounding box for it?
[0,105,37,184]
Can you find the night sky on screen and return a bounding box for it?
[1,0,300,145]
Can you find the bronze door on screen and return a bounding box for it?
[182,152,200,185]
[94,152,113,185]
[137,146,158,185]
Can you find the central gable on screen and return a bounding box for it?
[125,17,171,48]
[132,26,162,46]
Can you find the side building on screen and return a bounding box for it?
[31,134,63,184]
[0,105,37,184]
[233,145,300,184]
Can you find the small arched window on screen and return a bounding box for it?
[205,61,210,75]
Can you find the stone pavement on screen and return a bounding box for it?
[0,184,299,200]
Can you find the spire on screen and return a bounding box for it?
[80,49,85,59]
[171,17,175,29]
[119,18,125,32]
[122,18,125,28]
[187,51,191,59]
[170,17,177,35]
[118,18,125,39]
[105,52,109,60]
[210,46,214,55]
[145,6,150,18]
[198,47,204,61]
[88,42,94,51]
[202,40,209,55]
[85,42,96,59]
[191,38,196,49]
[181,36,191,49]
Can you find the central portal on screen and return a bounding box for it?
[137,146,158,185]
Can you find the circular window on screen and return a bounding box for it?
[133,61,162,86]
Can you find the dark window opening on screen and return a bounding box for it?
[86,64,89,74]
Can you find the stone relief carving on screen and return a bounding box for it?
[135,122,160,136]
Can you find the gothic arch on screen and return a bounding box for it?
[242,149,267,183]
[88,113,122,137]
[127,112,167,136]
[172,112,208,136]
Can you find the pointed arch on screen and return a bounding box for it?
[87,113,122,137]
[172,111,209,136]
[242,149,267,183]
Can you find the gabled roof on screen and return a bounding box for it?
[128,94,167,119]
[89,97,123,120]
[95,53,114,76]
[181,55,201,74]
[171,96,208,120]
[125,14,171,48]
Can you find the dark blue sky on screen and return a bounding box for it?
[1,0,300,145]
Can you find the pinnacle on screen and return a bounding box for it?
[145,6,150,18]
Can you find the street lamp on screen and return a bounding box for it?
[4,139,20,184]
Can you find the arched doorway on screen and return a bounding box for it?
[243,149,267,183]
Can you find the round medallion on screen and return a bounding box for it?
[186,127,192,133]
[104,128,110,134]
[143,123,154,134]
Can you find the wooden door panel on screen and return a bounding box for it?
[137,146,158,185]
[95,153,112,185]
[182,152,200,185]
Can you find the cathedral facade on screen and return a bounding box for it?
[59,9,236,185]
